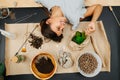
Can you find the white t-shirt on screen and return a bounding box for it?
[35,0,87,30]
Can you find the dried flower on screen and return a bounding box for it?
[28,34,43,49]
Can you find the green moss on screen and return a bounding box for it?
[72,31,86,45]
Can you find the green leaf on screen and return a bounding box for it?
[72,31,86,45]
[76,31,82,37]
[0,63,5,76]
[81,32,86,40]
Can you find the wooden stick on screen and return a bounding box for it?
[15,25,39,56]
[109,6,113,11]
[109,6,120,26]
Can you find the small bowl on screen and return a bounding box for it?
[30,52,57,80]
[77,51,102,77]
[0,7,10,19]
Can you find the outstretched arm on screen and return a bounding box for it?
[83,4,103,35]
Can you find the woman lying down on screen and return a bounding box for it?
[35,0,103,42]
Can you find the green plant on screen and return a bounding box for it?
[72,31,86,45]
[0,63,5,76]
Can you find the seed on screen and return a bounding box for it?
[78,53,98,74]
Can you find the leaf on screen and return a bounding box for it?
[0,63,5,76]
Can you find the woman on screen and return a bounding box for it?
[35,0,103,42]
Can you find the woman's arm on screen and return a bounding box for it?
[84,4,103,22]
[84,4,103,35]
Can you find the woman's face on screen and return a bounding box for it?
[46,17,67,36]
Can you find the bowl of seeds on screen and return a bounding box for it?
[77,51,102,77]
[30,52,57,79]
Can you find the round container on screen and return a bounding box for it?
[0,7,10,19]
[77,51,102,77]
[30,52,57,80]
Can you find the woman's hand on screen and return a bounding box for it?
[85,22,96,35]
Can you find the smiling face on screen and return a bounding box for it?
[46,16,67,36]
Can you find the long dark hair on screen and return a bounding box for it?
[40,17,63,42]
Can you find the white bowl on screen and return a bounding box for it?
[77,51,102,77]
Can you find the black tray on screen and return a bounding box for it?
[0,6,120,80]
